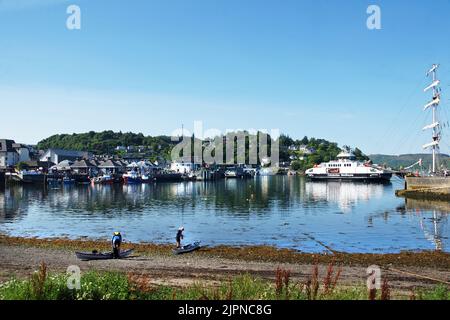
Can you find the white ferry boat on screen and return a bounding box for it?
[305,150,392,182]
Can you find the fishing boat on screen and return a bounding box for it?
[153,171,183,182]
[73,174,91,184]
[17,170,46,184]
[63,176,75,185]
[305,150,392,182]
[92,175,114,184]
[123,171,141,184]
[224,169,237,178]
[224,166,246,178]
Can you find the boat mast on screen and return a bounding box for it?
[423,64,441,174]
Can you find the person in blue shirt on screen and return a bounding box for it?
[111,232,122,258]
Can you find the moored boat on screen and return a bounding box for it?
[92,175,114,184]
[173,242,201,255]
[400,64,450,191]
[75,248,134,261]
[63,176,75,185]
[123,171,142,184]
[18,170,46,184]
[153,171,183,182]
[73,174,91,184]
[306,150,392,182]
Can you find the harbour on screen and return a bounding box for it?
[1,176,448,253]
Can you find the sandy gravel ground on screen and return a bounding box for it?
[1,243,449,293]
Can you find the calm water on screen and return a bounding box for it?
[0,176,448,253]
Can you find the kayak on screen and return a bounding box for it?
[173,242,201,255]
[75,248,134,261]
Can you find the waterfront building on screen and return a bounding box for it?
[12,143,32,163]
[40,149,93,164]
[170,162,200,174]
[71,159,98,175]
[0,139,19,168]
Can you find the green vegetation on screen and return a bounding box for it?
[37,131,176,159]
[15,162,29,171]
[0,264,131,300]
[0,263,447,300]
[36,131,369,170]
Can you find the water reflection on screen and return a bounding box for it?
[0,177,448,253]
[304,181,386,213]
[403,198,449,251]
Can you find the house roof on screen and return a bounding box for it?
[71,159,97,168]
[51,160,73,171]
[89,159,101,166]
[98,159,120,168]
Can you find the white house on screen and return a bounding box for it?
[12,143,31,162]
[170,162,200,174]
[40,149,93,164]
[0,139,19,168]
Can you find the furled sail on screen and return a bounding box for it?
[423,80,440,92]
[423,97,440,110]
[422,122,439,130]
[426,64,439,76]
[422,141,439,149]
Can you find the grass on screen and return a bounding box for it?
[0,263,448,301]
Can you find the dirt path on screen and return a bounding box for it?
[1,244,449,293]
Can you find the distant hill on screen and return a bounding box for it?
[369,153,450,170]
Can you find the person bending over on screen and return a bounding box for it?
[111,232,122,258]
[176,227,184,249]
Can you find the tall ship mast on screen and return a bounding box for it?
[423,64,442,174]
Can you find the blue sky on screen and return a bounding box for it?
[1,0,450,155]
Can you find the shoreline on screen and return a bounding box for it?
[0,235,449,296]
[396,187,450,201]
[1,234,450,268]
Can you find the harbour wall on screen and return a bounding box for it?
[396,176,450,201]
[405,176,450,190]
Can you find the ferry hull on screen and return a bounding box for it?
[307,173,392,182]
